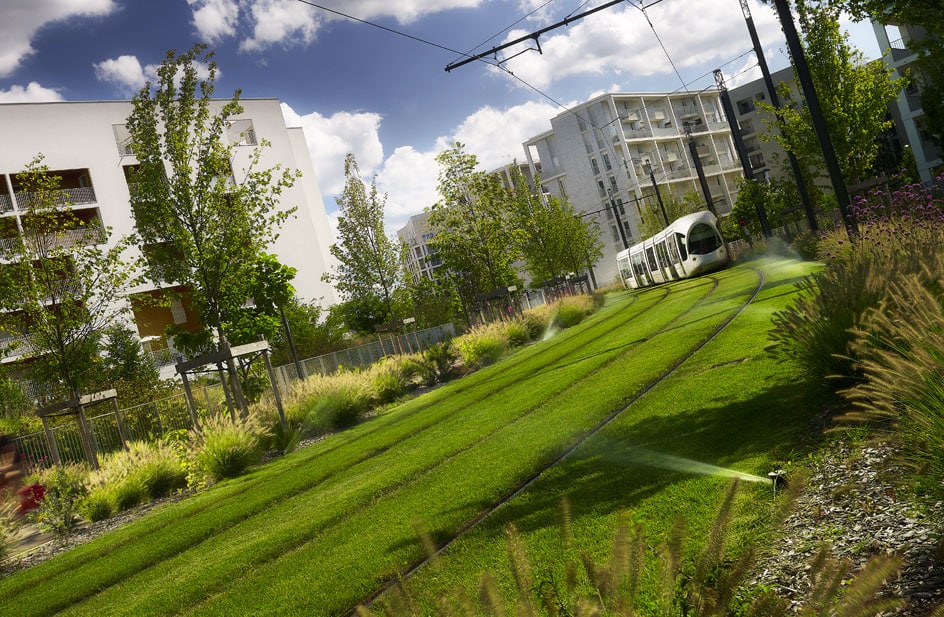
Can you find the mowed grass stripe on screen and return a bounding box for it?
[178,268,761,615]
[51,280,719,616]
[392,259,815,612]
[0,289,665,609]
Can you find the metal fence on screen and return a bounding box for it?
[12,324,457,470]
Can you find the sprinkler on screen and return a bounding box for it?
[768,469,787,496]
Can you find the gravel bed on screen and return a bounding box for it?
[750,439,944,615]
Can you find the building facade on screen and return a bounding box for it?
[0,99,337,370]
[873,22,943,183]
[522,91,742,284]
[397,211,442,283]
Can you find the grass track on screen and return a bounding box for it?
[0,259,817,616]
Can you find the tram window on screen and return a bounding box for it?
[688,223,722,255]
[645,247,658,271]
[676,233,688,261]
[618,257,633,282]
[667,236,680,263]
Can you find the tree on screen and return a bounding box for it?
[638,190,703,237]
[729,179,780,236]
[125,44,298,354]
[760,0,906,187]
[0,157,141,403]
[270,300,346,366]
[222,253,297,347]
[834,0,943,36]
[323,154,400,331]
[506,167,602,283]
[428,144,520,312]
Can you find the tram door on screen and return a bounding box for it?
[666,234,686,277]
[631,250,651,287]
[644,245,664,283]
[655,239,679,281]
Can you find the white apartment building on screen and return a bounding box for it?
[523,91,742,284]
[873,22,943,183]
[0,99,337,369]
[397,211,442,282]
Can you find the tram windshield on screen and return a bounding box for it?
[687,223,722,255]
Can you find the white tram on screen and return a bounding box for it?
[616,211,728,289]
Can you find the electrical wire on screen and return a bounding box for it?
[451,0,561,65]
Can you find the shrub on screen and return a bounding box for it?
[504,320,531,348]
[519,308,549,341]
[554,294,596,328]
[31,464,87,539]
[769,181,944,391]
[187,414,269,484]
[452,325,507,369]
[0,501,18,562]
[422,341,457,383]
[79,488,115,523]
[301,392,366,434]
[367,358,412,405]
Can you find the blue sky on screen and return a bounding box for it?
[0,1,881,233]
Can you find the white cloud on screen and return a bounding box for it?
[188,0,239,42]
[375,145,442,231]
[0,82,63,103]
[451,100,561,170]
[240,0,320,52]
[93,55,148,92]
[93,55,217,94]
[0,0,117,77]
[187,0,484,50]
[499,0,783,90]
[281,102,384,198]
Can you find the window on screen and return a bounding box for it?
[609,176,619,193]
[602,153,612,171]
[597,180,607,198]
[227,119,257,146]
[687,223,722,255]
[611,225,620,243]
[591,158,600,175]
[736,98,755,115]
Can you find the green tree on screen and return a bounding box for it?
[638,190,703,237]
[222,253,297,347]
[125,44,298,355]
[729,179,779,236]
[760,0,906,187]
[323,154,400,330]
[507,167,602,283]
[93,325,167,408]
[270,299,346,366]
[0,158,141,403]
[428,144,520,313]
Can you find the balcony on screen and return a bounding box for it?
[0,195,12,214]
[1,334,34,360]
[14,186,97,209]
[38,226,105,251]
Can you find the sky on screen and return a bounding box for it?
[0,0,883,235]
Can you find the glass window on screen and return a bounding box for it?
[687,223,722,255]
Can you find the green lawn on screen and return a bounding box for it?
[0,258,819,616]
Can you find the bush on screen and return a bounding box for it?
[79,489,115,523]
[554,294,596,328]
[452,326,507,369]
[0,501,18,562]
[31,464,87,539]
[769,180,944,391]
[368,358,412,405]
[504,320,531,348]
[187,414,269,484]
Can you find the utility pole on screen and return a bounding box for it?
[645,160,670,227]
[714,69,772,237]
[771,0,857,234]
[686,125,717,216]
[607,190,630,249]
[740,0,817,234]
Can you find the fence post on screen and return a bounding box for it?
[180,372,202,432]
[112,398,130,451]
[40,416,61,466]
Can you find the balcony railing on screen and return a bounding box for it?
[0,194,12,213]
[14,186,97,209]
[149,347,186,368]
[25,226,106,251]
[0,334,34,359]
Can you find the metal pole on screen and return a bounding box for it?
[741,0,817,233]
[714,69,772,237]
[279,304,305,380]
[607,191,630,248]
[771,0,856,234]
[646,162,670,226]
[687,128,717,216]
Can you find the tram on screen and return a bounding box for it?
[616,210,728,289]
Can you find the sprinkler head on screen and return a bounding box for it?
[768,469,787,495]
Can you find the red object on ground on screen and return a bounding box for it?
[17,484,44,515]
